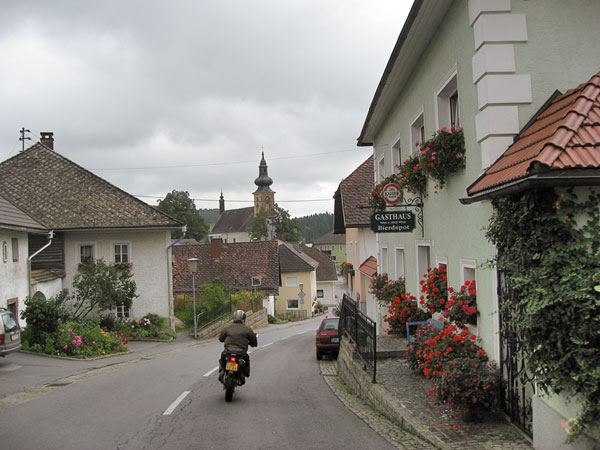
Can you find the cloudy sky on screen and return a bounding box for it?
[0,1,410,218]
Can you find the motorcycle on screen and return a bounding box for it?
[221,350,247,402]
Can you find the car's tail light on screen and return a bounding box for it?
[0,334,4,344]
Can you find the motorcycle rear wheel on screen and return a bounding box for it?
[224,375,235,402]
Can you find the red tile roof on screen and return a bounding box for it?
[467,71,600,200]
[172,240,280,294]
[302,246,338,282]
[359,256,377,278]
[337,156,374,228]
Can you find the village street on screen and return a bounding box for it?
[0,316,396,450]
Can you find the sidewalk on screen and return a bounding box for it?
[329,335,533,450]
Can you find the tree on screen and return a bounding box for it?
[156,190,209,240]
[272,204,302,242]
[71,259,138,320]
[248,207,270,240]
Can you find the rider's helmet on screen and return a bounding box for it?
[232,310,246,323]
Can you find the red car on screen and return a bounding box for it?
[315,317,340,360]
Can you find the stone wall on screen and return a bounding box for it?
[196,309,268,340]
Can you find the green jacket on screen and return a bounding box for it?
[219,321,258,352]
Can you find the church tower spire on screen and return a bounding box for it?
[253,152,275,216]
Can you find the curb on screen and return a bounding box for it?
[19,349,132,361]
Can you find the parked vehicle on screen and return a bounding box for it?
[315,316,340,360]
[0,308,21,357]
[221,350,248,402]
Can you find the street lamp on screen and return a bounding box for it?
[187,258,199,339]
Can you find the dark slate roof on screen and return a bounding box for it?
[279,243,318,273]
[467,71,600,201]
[302,246,338,282]
[313,231,346,245]
[334,156,373,231]
[172,240,279,294]
[211,207,255,233]
[0,143,182,230]
[0,194,47,232]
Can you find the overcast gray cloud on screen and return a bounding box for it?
[0,0,410,217]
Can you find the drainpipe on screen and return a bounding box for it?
[166,226,187,329]
[28,230,54,297]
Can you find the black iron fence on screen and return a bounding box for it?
[339,294,377,383]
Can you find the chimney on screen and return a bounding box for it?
[211,236,222,260]
[40,132,54,150]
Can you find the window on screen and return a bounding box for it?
[317,289,324,298]
[285,276,298,287]
[381,246,388,274]
[395,247,405,280]
[287,299,299,309]
[410,111,425,154]
[2,241,8,262]
[11,238,18,262]
[80,245,94,263]
[417,243,431,296]
[330,255,336,261]
[392,137,402,171]
[436,67,459,130]
[116,305,130,318]
[114,244,129,264]
[251,276,261,286]
[377,154,385,181]
[265,196,270,211]
[461,259,477,286]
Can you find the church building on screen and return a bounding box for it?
[209,153,275,243]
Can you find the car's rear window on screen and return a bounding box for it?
[321,319,339,331]
[1,313,19,333]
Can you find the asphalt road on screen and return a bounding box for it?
[0,317,395,450]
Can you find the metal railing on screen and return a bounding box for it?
[339,294,377,383]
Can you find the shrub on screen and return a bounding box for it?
[443,280,477,327]
[383,292,431,334]
[20,290,71,346]
[419,265,448,315]
[369,273,406,305]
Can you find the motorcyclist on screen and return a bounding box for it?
[218,310,258,383]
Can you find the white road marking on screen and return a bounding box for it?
[281,336,290,340]
[203,366,219,377]
[262,342,273,348]
[163,391,190,415]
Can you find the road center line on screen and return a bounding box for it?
[281,336,290,340]
[203,366,219,377]
[163,391,190,416]
[262,343,273,348]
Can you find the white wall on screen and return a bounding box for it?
[0,230,29,325]
[316,281,335,308]
[63,230,172,319]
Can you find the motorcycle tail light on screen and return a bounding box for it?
[230,357,236,363]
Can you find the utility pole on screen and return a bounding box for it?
[19,127,31,152]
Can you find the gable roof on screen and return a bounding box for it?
[465,71,600,202]
[211,207,254,234]
[302,246,338,282]
[313,231,346,245]
[172,240,279,294]
[334,156,373,230]
[0,193,47,232]
[279,243,318,273]
[0,143,182,230]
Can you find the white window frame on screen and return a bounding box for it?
[316,289,324,298]
[2,241,7,263]
[380,246,388,275]
[79,243,95,263]
[460,259,477,286]
[113,242,131,264]
[12,238,19,262]
[410,106,425,154]
[391,136,402,172]
[435,64,459,130]
[116,305,131,318]
[376,153,385,181]
[394,246,405,280]
[286,299,300,310]
[436,256,448,268]
[416,241,432,297]
[285,276,299,287]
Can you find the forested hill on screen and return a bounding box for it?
[297,212,333,243]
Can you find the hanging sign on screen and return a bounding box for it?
[382,182,402,205]
[370,211,416,233]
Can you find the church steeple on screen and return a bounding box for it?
[253,152,275,216]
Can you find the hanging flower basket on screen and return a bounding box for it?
[398,153,428,197]
[421,127,465,189]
